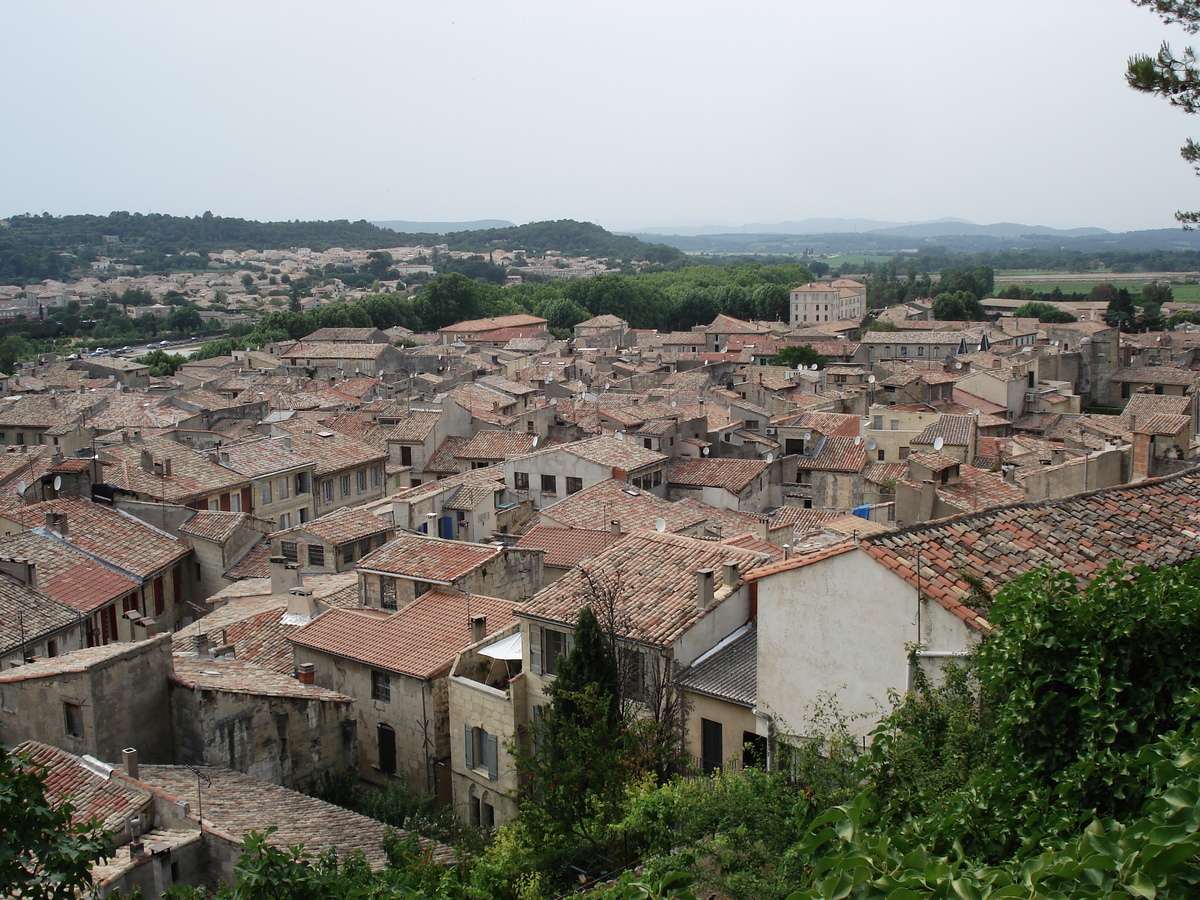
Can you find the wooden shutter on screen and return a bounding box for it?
[485,733,498,779]
[528,624,542,674]
[464,724,475,770]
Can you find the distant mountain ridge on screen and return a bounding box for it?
[373,219,515,234]
[626,218,1109,239]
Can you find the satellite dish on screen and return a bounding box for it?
[549,397,557,406]
[532,436,540,448]
[867,374,876,384]
[701,447,710,456]
[866,440,877,451]
[811,364,819,370]
[972,408,981,417]
[604,382,611,390]
[765,452,774,463]
[954,361,963,369]
[803,432,812,441]
[670,400,677,408]
[796,364,805,372]
[16,480,26,495]
[933,436,945,451]
[853,436,862,446]
[53,476,62,491]
[654,517,667,533]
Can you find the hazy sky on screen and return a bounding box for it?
[2,1,1197,233]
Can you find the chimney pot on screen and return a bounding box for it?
[193,633,209,658]
[721,561,740,589]
[122,748,139,779]
[296,662,315,685]
[470,614,487,643]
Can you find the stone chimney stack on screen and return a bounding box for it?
[695,568,715,609]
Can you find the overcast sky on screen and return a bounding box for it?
[2,1,1196,233]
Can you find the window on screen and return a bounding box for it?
[261,480,272,505]
[890,420,899,431]
[371,670,391,702]
[872,416,883,430]
[307,544,325,567]
[279,476,289,500]
[339,475,350,497]
[381,577,397,611]
[540,474,557,494]
[342,543,355,565]
[465,725,499,779]
[917,346,925,357]
[371,466,380,488]
[744,419,759,431]
[296,471,310,494]
[323,480,334,503]
[878,449,886,461]
[529,625,573,676]
[621,648,653,702]
[153,576,165,616]
[899,446,911,460]
[281,541,298,563]
[357,470,367,493]
[900,346,909,357]
[514,471,529,491]
[701,718,723,774]
[566,476,583,495]
[376,533,388,547]
[400,445,412,467]
[64,702,84,739]
[278,512,291,530]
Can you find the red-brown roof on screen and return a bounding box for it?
[356,534,500,583]
[290,589,517,679]
[515,525,620,569]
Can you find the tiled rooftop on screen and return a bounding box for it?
[170,655,352,702]
[539,479,705,533]
[799,435,867,473]
[456,430,539,461]
[913,415,976,448]
[519,531,770,649]
[676,624,757,707]
[290,588,517,679]
[356,533,500,583]
[13,497,190,580]
[289,508,393,545]
[100,435,248,503]
[0,637,165,683]
[0,529,138,613]
[15,741,153,833]
[179,510,255,544]
[666,458,769,493]
[860,468,1200,631]
[133,764,455,867]
[515,525,620,569]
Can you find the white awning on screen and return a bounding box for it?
[478,631,522,660]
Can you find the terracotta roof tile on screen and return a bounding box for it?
[666,457,770,493]
[519,531,770,648]
[515,525,620,569]
[356,534,500,583]
[290,589,517,679]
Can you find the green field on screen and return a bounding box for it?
[823,254,897,268]
[992,280,1200,304]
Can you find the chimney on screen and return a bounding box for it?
[282,436,292,452]
[193,633,209,658]
[43,511,55,530]
[1131,430,1152,483]
[122,748,139,779]
[164,458,172,477]
[756,520,769,542]
[219,451,230,466]
[296,662,315,685]
[721,560,740,589]
[918,479,937,523]
[0,556,36,589]
[695,568,715,609]
[140,450,153,473]
[609,519,621,534]
[470,614,488,643]
[287,586,318,619]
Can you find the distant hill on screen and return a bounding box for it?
[0,212,684,284]
[373,219,515,234]
[624,225,1200,256]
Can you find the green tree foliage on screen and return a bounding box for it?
[771,344,828,369]
[1011,301,1078,323]
[522,607,628,859]
[1168,307,1200,327]
[138,349,188,377]
[1128,1,1200,224]
[932,290,985,320]
[0,743,113,899]
[0,334,31,374]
